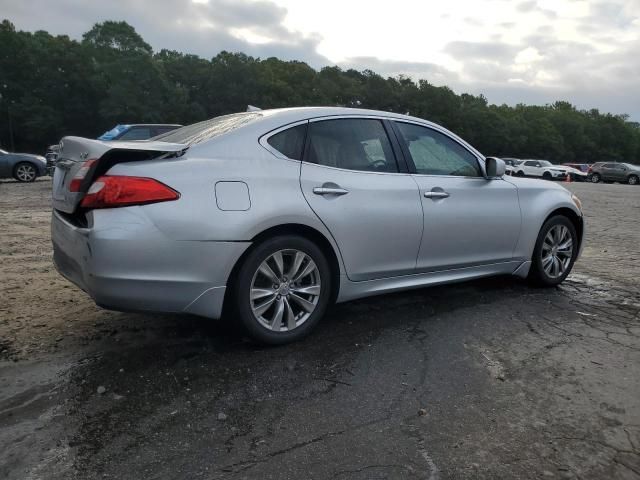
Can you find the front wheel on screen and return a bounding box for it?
[13,162,38,182]
[542,172,552,180]
[591,173,600,183]
[628,175,639,185]
[529,216,577,286]
[232,235,332,345]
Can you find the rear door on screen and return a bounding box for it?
[600,163,616,181]
[392,121,521,272]
[523,160,541,176]
[299,117,423,281]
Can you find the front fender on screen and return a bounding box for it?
[507,177,582,261]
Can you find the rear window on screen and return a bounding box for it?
[267,124,307,160]
[155,113,262,145]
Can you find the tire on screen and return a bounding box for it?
[13,162,38,182]
[516,171,525,177]
[628,175,639,185]
[542,171,552,180]
[528,215,578,287]
[232,235,332,345]
[591,173,600,183]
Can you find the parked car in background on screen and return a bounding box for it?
[513,160,567,180]
[0,148,48,182]
[557,164,589,182]
[98,124,182,141]
[45,124,184,171]
[563,163,591,173]
[45,144,61,172]
[590,162,640,184]
[51,107,584,345]
[500,157,521,175]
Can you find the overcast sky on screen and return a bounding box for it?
[2,0,639,119]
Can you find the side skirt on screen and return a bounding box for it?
[336,260,526,303]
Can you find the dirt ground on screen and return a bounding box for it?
[1,178,639,479]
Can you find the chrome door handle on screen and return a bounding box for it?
[313,187,349,196]
[424,191,450,199]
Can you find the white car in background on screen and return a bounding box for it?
[558,165,589,182]
[501,158,522,176]
[513,160,567,180]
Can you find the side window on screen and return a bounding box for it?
[524,161,537,167]
[306,119,398,172]
[267,124,307,160]
[395,122,481,177]
[119,127,152,141]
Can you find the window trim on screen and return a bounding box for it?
[391,120,485,179]
[301,116,404,174]
[258,120,309,162]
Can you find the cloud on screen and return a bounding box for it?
[444,41,520,63]
[516,0,537,12]
[0,0,328,65]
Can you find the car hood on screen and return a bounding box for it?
[505,175,571,192]
[13,153,46,163]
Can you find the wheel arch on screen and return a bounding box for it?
[541,207,584,252]
[222,223,343,315]
[13,160,40,178]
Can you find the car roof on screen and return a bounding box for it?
[243,107,484,158]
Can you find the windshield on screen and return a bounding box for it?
[98,124,129,141]
[154,112,262,146]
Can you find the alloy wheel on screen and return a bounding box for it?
[541,224,573,279]
[250,249,321,331]
[16,164,36,182]
[629,175,638,185]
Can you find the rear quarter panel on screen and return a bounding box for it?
[107,136,347,274]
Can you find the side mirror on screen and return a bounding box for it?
[485,157,506,178]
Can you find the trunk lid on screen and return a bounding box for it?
[52,136,187,213]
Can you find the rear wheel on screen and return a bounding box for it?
[13,162,37,182]
[529,215,577,286]
[628,175,639,185]
[233,235,331,345]
[591,173,600,183]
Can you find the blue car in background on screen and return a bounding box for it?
[47,124,183,169]
[97,123,183,141]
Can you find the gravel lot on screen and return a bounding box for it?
[1,178,639,479]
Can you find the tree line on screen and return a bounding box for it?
[1,19,638,163]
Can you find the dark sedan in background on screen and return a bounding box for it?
[0,148,48,182]
[590,162,640,184]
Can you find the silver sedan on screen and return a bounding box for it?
[51,107,584,344]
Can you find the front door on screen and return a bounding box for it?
[392,121,521,272]
[299,118,423,281]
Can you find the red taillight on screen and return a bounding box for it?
[80,176,180,209]
[69,158,98,192]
